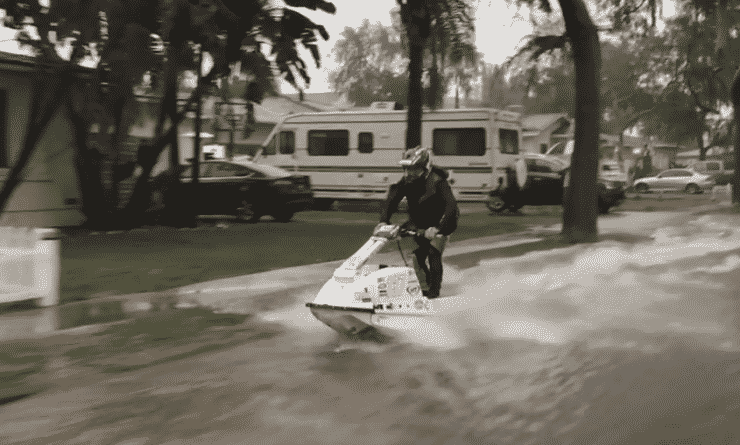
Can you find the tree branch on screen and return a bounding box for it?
[211,0,240,28]
[687,74,720,114]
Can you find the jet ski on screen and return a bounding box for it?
[306,223,437,341]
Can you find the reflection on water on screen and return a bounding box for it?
[246,215,740,445]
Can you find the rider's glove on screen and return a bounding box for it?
[424,226,440,239]
[374,222,386,236]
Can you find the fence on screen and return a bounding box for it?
[0,227,60,307]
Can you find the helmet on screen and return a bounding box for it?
[399,146,431,171]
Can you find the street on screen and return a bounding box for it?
[1,207,740,444]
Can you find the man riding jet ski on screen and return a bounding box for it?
[375,146,460,299]
[306,147,460,341]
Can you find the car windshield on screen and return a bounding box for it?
[236,162,292,178]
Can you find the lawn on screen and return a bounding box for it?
[60,207,561,303]
[58,193,730,304]
[617,191,727,212]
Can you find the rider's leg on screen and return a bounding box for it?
[412,238,431,295]
[426,236,449,298]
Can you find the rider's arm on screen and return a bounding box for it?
[380,182,405,224]
[436,179,459,235]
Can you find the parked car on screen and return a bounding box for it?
[154,159,314,222]
[633,168,714,194]
[487,153,626,214]
[687,160,734,185]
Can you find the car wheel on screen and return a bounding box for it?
[486,195,507,213]
[634,183,649,194]
[684,183,700,194]
[598,203,611,214]
[272,210,295,223]
[236,200,260,223]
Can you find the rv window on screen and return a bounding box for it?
[499,129,519,154]
[279,131,295,154]
[432,128,485,156]
[264,134,277,156]
[358,132,373,153]
[308,130,349,156]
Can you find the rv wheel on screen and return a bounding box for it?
[486,195,507,213]
[272,209,295,223]
[313,198,335,211]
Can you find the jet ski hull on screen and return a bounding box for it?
[307,302,388,342]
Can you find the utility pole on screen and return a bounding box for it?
[192,45,203,227]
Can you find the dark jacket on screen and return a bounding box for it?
[380,166,459,235]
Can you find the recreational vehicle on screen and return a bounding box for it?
[253,107,524,208]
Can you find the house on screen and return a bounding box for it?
[0,51,87,227]
[675,146,734,167]
[521,113,572,154]
[128,93,321,175]
[598,134,683,173]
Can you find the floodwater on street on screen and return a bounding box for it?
[3,213,740,444]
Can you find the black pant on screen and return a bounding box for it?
[412,235,448,298]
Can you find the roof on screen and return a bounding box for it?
[521,113,570,132]
[285,92,342,106]
[0,51,37,65]
[676,146,734,158]
[283,91,355,111]
[0,50,94,74]
[136,93,321,124]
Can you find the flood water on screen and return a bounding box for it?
[249,214,740,445]
[4,214,740,445]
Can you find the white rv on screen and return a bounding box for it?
[253,107,524,207]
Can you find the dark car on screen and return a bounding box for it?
[487,154,626,214]
[158,159,314,222]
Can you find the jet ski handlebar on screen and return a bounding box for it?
[373,224,443,239]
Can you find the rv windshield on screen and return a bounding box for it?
[545,140,574,157]
[263,134,277,156]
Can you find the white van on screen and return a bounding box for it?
[253,107,524,207]
[545,139,628,183]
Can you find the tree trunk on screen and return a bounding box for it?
[730,68,740,204]
[121,68,215,225]
[160,57,184,227]
[407,41,425,148]
[455,81,460,109]
[67,91,109,229]
[698,119,708,161]
[559,0,601,244]
[399,0,429,149]
[191,49,204,228]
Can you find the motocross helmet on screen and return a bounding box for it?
[399,146,431,181]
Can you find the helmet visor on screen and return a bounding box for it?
[403,164,426,181]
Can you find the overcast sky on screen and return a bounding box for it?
[0,1,676,95]
[290,1,535,93]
